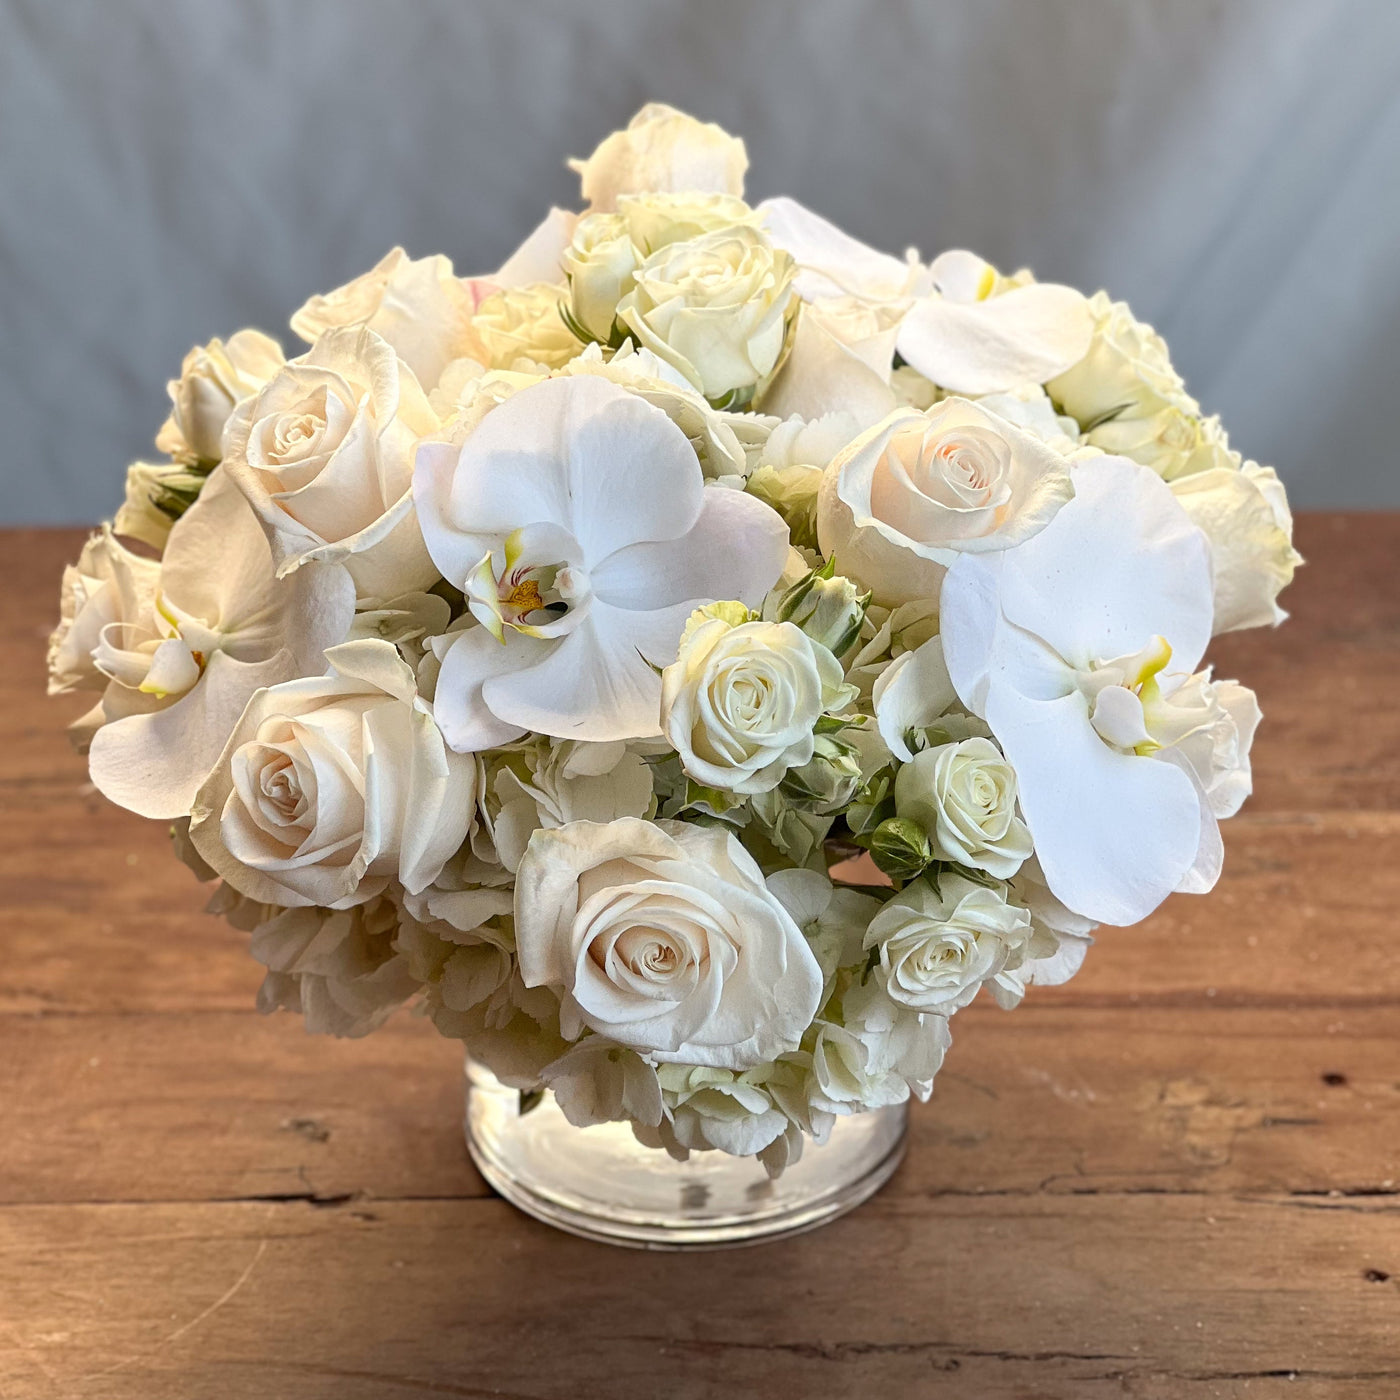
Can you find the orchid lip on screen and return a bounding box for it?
[463,525,594,644]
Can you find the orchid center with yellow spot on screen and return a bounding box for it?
[1079,635,1176,756]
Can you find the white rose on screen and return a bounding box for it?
[290,246,486,391]
[250,893,418,1038]
[618,191,759,254]
[1169,462,1302,633]
[222,326,441,597]
[514,817,823,1068]
[562,195,760,346]
[190,639,477,908]
[616,225,796,404]
[661,616,851,795]
[1046,294,1234,481]
[893,736,1033,878]
[569,103,748,212]
[817,396,1074,607]
[472,282,582,371]
[1047,292,1187,427]
[1089,404,1238,482]
[485,738,655,873]
[562,213,639,342]
[863,874,1033,1013]
[156,329,285,465]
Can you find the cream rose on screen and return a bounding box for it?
[893,736,1033,878]
[514,817,823,1068]
[569,103,748,212]
[1046,293,1234,481]
[616,225,796,404]
[290,246,486,391]
[864,874,1033,1013]
[618,192,759,254]
[1047,292,1186,427]
[661,616,851,795]
[1169,461,1302,633]
[817,396,1075,606]
[222,326,441,597]
[156,329,285,465]
[472,282,582,371]
[190,639,476,908]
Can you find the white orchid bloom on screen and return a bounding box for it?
[940,455,1225,926]
[414,376,789,750]
[897,249,1095,396]
[87,468,355,820]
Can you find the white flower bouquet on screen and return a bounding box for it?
[49,105,1300,1201]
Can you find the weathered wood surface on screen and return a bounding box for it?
[2,517,1398,1399]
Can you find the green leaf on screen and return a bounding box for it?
[518,1088,544,1117]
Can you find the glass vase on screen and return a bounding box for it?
[464,1057,908,1249]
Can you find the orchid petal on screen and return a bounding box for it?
[759,197,916,303]
[872,637,957,761]
[491,207,579,288]
[431,625,537,753]
[591,485,788,614]
[986,685,1203,926]
[1000,459,1213,673]
[89,650,298,820]
[897,283,1094,394]
[482,606,665,742]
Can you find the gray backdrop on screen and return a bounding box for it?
[3,0,1397,523]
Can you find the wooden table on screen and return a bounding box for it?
[2,518,1397,1399]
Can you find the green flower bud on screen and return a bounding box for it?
[869,816,934,883]
[746,463,821,549]
[774,560,871,657]
[780,731,863,815]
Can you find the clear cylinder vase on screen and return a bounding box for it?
[464,1057,908,1249]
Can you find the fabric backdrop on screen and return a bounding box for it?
[3,0,1397,522]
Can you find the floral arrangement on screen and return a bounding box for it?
[49,104,1300,1175]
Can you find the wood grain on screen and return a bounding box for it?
[2,1196,1397,1399]
[3,517,1398,1400]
